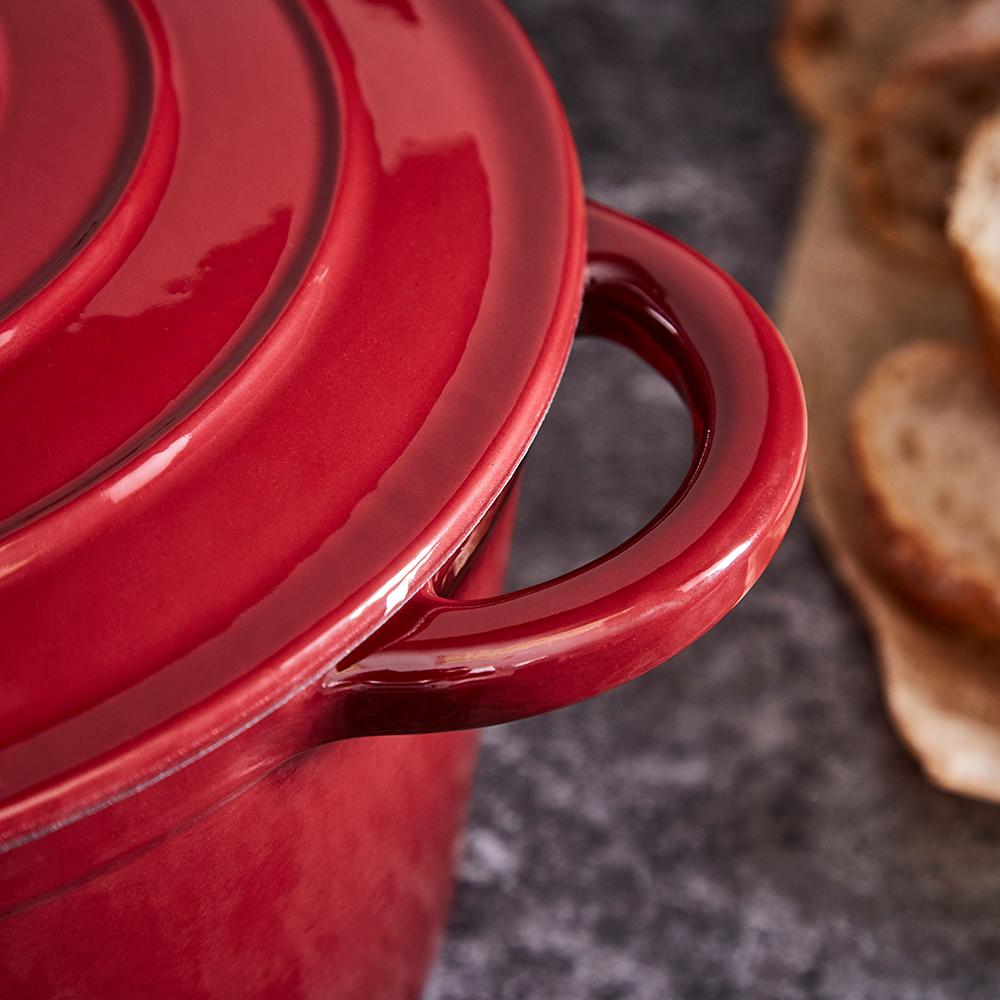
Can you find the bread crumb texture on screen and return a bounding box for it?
[853,0,1000,261]
[851,339,1000,632]
[949,113,1000,385]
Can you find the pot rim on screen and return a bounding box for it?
[0,0,585,849]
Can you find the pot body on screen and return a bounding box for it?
[2,734,477,1000]
[0,493,519,1000]
[0,1,808,993]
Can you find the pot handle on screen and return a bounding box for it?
[324,201,806,737]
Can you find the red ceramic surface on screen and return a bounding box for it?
[0,0,807,996]
[330,202,807,737]
[0,480,518,1000]
[0,0,583,819]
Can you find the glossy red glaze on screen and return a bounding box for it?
[0,0,583,816]
[0,480,519,1000]
[0,200,805,965]
[329,203,806,736]
[0,1,807,996]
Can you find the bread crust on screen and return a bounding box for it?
[850,341,1000,634]
[948,117,1000,391]
[776,0,855,128]
[952,244,1000,391]
[852,80,958,267]
[777,0,974,132]
[851,0,1000,264]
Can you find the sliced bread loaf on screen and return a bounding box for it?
[852,0,1000,263]
[850,339,1000,633]
[948,112,1000,386]
[777,0,970,131]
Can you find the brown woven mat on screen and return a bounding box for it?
[776,143,1000,801]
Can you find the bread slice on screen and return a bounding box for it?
[850,339,1000,633]
[852,0,1000,263]
[948,113,1000,386]
[776,0,971,131]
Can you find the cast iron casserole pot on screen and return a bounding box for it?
[0,0,806,996]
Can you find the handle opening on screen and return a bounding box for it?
[323,202,806,740]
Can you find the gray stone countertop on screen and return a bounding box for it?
[428,3,1000,998]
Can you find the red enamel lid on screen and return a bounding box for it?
[0,1,583,807]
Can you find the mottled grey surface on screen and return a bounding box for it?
[427,3,1000,1000]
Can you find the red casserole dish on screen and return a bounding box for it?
[0,1,806,997]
